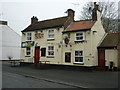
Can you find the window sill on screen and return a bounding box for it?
[47,56,54,58]
[47,39,55,41]
[73,62,84,65]
[74,40,87,43]
[25,56,31,57]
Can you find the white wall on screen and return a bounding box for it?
[0,26,2,60]
[0,25,21,60]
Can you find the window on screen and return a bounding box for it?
[74,51,83,63]
[27,32,32,41]
[48,30,54,39]
[75,33,83,41]
[41,48,46,57]
[26,48,31,56]
[48,46,54,57]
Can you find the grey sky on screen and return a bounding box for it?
[0,0,117,35]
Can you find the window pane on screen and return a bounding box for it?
[49,30,54,33]
[26,48,30,55]
[27,48,30,51]
[27,33,32,40]
[76,33,82,36]
[48,51,54,55]
[49,35,54,38]
[48,46,54,50]
[75,57,83,62]
[76,33,83,41]
[76,37,81,40]
[75,51,83,56]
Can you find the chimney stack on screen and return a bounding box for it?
[92,2,99,21]
[67,9,75,21]
[31,16,38,24]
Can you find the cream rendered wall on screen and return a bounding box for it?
[105,50,118,67]
[90,11,105,66]
[21,27,64,64]
[21,31,35,62]
[62,11,105,66]
[62,31,94,66]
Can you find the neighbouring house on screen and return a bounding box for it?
[21,2,105,67]
[98,33,120,70]
[0,20,21,60]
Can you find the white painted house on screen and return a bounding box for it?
[0,21,21,60]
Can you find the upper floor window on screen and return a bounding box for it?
[48,30,54,40]
[75,32,83,41]
[27,32,32,41]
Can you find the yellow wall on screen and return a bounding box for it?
[62,11,105,66]
[21,27,64,64]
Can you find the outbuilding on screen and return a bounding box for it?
[98,33,120,70]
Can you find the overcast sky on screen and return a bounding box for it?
[0,0,118,35]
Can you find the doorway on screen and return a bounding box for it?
[98,49,105,67]
[34,46,40,63]
[65,52,71,63]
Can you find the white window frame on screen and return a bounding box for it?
[74,50,84,64]
[48,30,54,40]
[47,46,54,57]
[26,47,31,56]
[26,32,32,41]
[75,32,84,41]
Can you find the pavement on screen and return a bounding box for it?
[2,61,119,89]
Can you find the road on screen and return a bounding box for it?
[2,61,119,89]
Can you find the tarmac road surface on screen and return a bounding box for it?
[2,61,119,89]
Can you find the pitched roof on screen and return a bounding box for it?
[98,33,120,48]
[22,16,70,32]
[65,20,96,32]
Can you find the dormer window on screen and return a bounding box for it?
[75,32,84,41]
[48,30,54,40]
[26,32,32,41]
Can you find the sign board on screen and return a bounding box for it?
[21,41,34,48]
[35,33,44,39]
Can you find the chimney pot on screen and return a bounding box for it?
[31,16,38,24]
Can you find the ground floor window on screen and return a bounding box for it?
[48,46,54,57]
[74,51,83,63]
[41,48,46,57]
[26,47,31,56]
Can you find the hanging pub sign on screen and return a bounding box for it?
[35,33,44,39]
[21,41,35,48]
[64,37,69,44]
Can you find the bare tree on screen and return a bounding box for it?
[79,2,93,20]
[80,1,119,32]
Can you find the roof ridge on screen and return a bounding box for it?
[38,16,68,23]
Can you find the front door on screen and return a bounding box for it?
[34,46,40,63]
[98,49,105,67]
[65,52,71,63]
